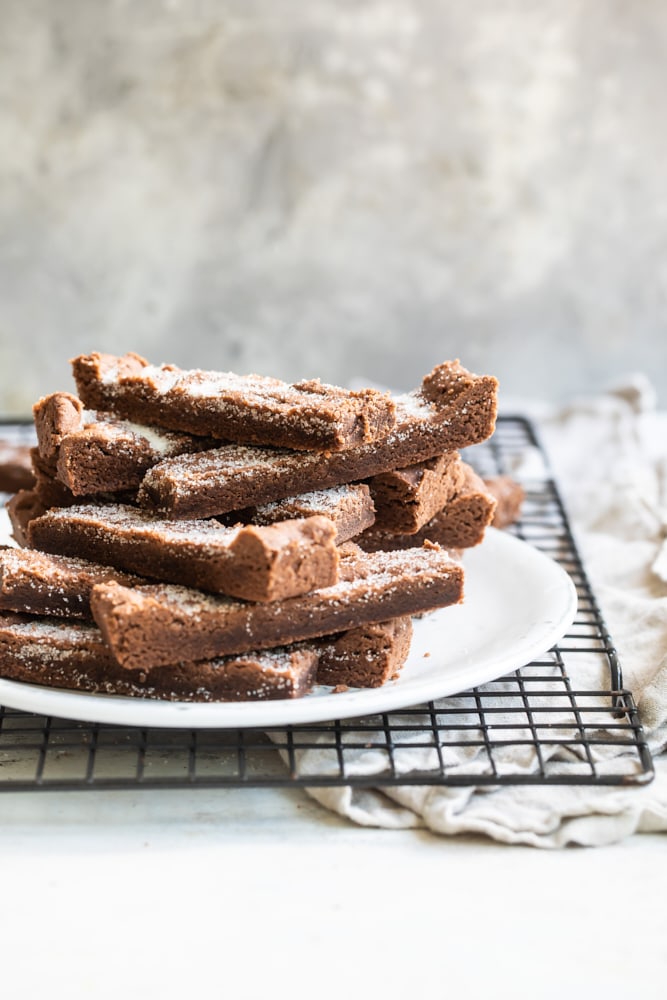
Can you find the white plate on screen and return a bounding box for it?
[0,529,577,728]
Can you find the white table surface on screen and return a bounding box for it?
[1,771,665,1000]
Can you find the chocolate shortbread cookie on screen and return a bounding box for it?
[0,547,141,619]
[71,352,398,453]
[33,392,84,460]
[0,611,318,701]
[28,504,339,602]
[5,490,47,547]
[484,475,525,529]
[317,616,413,688]
[30,447,138,510]
[90,544,463,671]
[367,453,466,534]
[30,447,78,507]
[137,361,498,519]
[0,441,35,493]
[359,468,496,552]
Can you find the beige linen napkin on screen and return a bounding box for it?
[282,378,667,846]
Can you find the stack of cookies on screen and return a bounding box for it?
[0,352,512,702]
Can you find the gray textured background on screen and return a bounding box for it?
[0,0,666,413]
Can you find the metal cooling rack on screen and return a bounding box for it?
[0,416,655,791]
